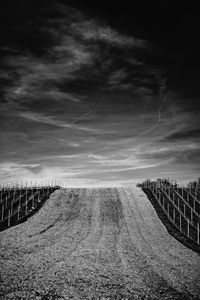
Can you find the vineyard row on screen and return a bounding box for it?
[0,185,60,231]
[140,179,200,246]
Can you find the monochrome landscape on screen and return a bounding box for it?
[0,1,200,299]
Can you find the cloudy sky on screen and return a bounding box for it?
[0,0,200,186]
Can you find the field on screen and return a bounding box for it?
[0,187,200,299]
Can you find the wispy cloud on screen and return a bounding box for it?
[18,111,111,134]
[0,162,40,172]
[0,163,82,184]
[70,20,146,48]
[165,128,200,141]
[2,1,161,113]
[19,111,71,128]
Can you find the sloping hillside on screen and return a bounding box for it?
[0,187,200,299]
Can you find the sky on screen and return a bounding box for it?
[0,0,200,186]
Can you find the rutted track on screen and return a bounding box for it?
[0,187,200,299]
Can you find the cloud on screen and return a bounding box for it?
[2,0,163,114]
[69,142,80,147]
[0,154,172,186]
[165,128,200,141]
[0,162,40,171]
[32,90,82,103]
[70,20,146,48]
[85,160,173,173]
[0,162,41,182]
[18,111,111,134]
[0,161,87,183]
[107,69,129,89]
[19,111,73,128]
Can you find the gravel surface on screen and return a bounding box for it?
[0,187,200,300]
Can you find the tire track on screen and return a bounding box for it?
[117,188,190,299]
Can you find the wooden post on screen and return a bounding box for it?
[17,204,20,221]
[32,193,34,209]
[13,189,15,203]
[191,209,193,224]
[167,202,169,217]
[38,190,40,203]
[1,204,4,221]
[183,204,186,217]
[180,214,182,231]
[25,190,28,215]
[187,218,190,238]
[197,223,200,244]
[8,210,11,227]
[11,201,13,216]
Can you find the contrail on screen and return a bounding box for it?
[137,95,167,137]
[69,110,93,126]
[82,96,167,157]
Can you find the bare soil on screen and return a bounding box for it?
[0,187,200,299]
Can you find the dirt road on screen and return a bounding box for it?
[0,187,200,299]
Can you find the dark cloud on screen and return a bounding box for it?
[1,2,163,109]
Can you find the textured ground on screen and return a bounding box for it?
[0,187,200,300]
